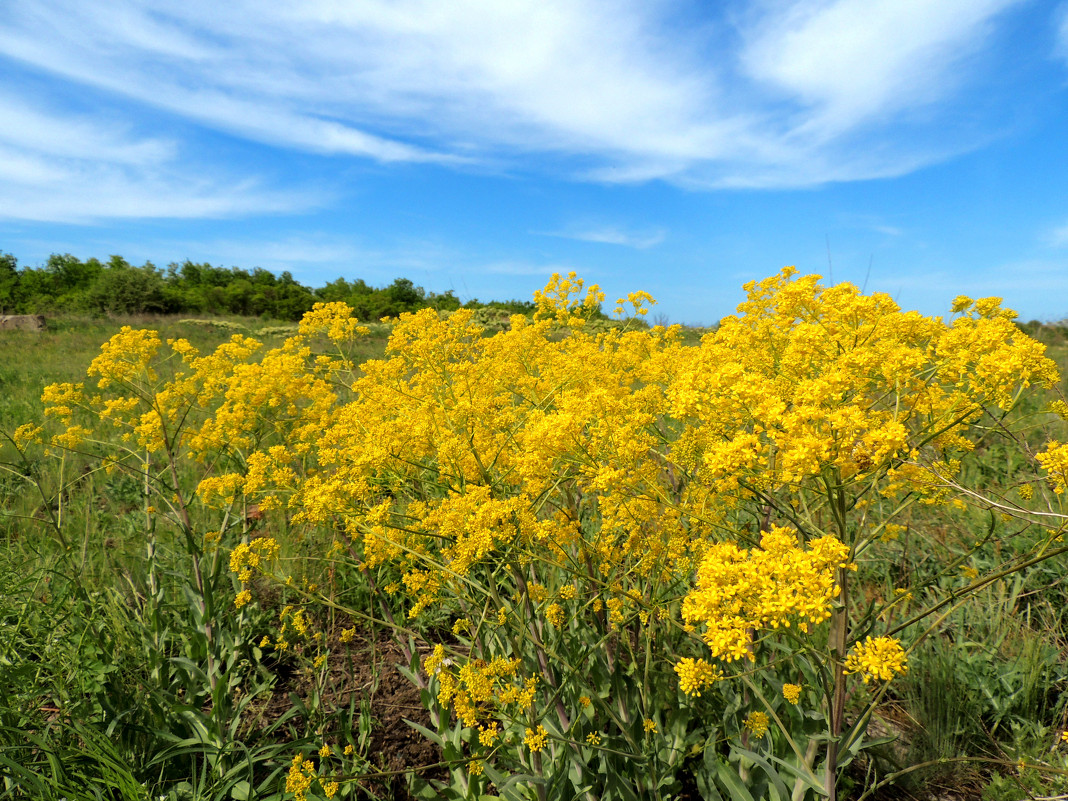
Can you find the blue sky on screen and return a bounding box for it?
[1,0,1068,325]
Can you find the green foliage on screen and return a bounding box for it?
[0,250,537,322]
[0,321,396,800]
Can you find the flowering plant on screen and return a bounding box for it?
[30,268,1068,800]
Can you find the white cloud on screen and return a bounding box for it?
[537,226,667,249]
[0,169,312,224]
[0,91,174,166]
[176,237,364,268]
[871,259,1068,316]
[739,0,1023,139]
[0,0,1035,200]
[482,260,580,277]
[1050,221,1068,248]
[156,236,460,278]
[1056,3,1068,62]
[0,93,317,223]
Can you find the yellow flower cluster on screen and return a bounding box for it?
[532,271,605,325]
[31,267,1059,758]
[87,326,161,389]
[1037,442,1068,494]
[229,536,281,583]
[425,645,534,727]
[674,657,723,697]
[298,300,370,344]
[743,711,770,739]
[782,683,802,704]
[667,268,1057,493]
[524,724,549,753]
[844,636,909,683]
[229,537,280,608]
[680,527,851,661]
[40,382,84,425]
[283,753,338,800]
[12,422,44,447]
[281,298,702,628]
[285,754,316,801]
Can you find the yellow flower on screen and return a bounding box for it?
[545,602,564,628]
[643,718,657,733]
[744,711,770,739]
[951,295,973,314]
[844,636,909,683]
[524,725,548,753]
[586,732,601,746]
[285,754,315,801]
[681,528,850,662]
[674,657,721,696]
[479,725,500,746]
[1038,442,1068,494]
[13,423,44,446]
[36,266,1060,798]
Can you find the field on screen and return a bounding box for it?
[4,275,1068,801]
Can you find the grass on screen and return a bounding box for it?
[0,314,399,801]
[3,315,1068,800]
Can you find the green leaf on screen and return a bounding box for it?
[732,746,792,801]
[714,758,758,801]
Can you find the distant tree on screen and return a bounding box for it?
[0,252,19,313]
[224,278,256,316]
[251,267,277,288]
[270,272,315,320]
[10,254,97,311]
[87,258,168,315]
[427,289,462,312]
[315,277,354,304]
[381,277,425,316]
[1,251,543,322]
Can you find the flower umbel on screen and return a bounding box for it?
[674,657,721,696]
[744,711,770,739]
[524,725,548,753]
[844,636,908,683]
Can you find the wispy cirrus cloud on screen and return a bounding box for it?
[482,260,581,277]
[0,0,1036,220]
[536,225,667,249]
[887,259,1068,308]
[738,0,1024,140]
[1050,220,1068,248]
[0,91,321,223]
[1055,2,1068,62]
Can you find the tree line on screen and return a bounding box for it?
[0,252,535,321]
